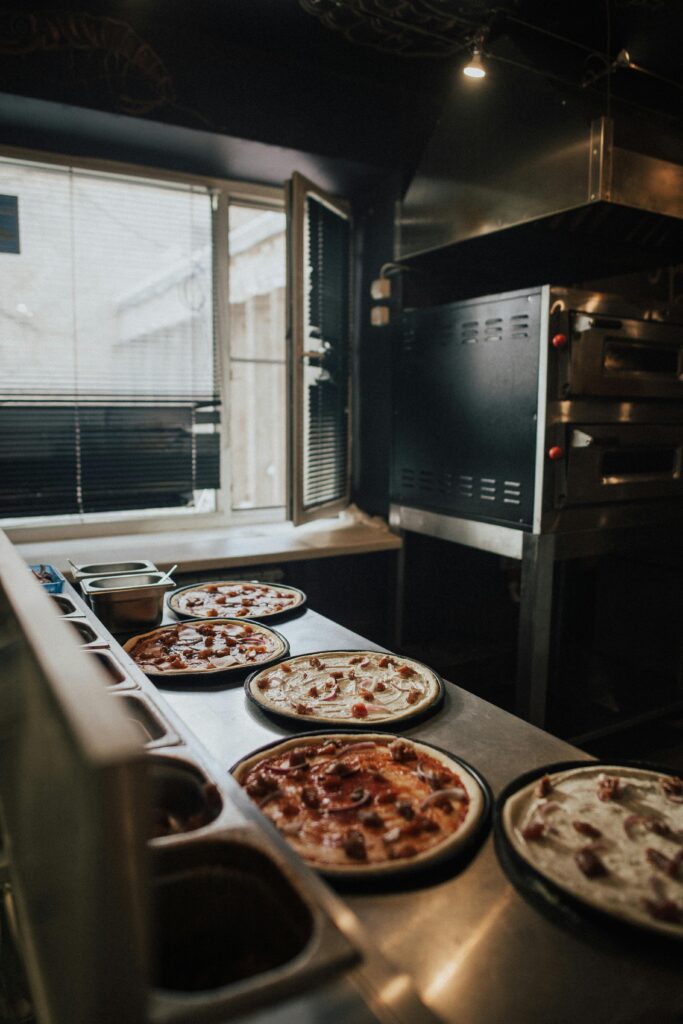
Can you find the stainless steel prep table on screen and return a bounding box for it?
[124,605,683,1024]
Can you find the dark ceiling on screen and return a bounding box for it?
[0,0,681,180]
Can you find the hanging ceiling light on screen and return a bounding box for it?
[463,46,486,78]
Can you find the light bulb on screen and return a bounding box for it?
[463,49,486,79]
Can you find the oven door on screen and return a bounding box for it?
[555,422,683,505]
[563,313,683,399]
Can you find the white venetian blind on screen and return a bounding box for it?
[0,157,220,517]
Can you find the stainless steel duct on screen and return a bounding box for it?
[397,61,683,275]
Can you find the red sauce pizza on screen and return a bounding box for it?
[169,581,305,621]
[233,733,486,876]
[123,619,288,676]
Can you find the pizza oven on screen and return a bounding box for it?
[389,285,683,727]
[390,285,683,546]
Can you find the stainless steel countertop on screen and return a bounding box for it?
[145,609,683,1024]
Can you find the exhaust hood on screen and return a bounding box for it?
[397,61,683,284]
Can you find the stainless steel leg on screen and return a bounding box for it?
[393,530,406,651]
[516,533,556,727]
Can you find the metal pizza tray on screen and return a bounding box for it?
[168,579,307,624]
[122,617,290,687]
[244,649,445,732]
[230,730,492,888]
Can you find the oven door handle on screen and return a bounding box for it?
[570,429,594,448]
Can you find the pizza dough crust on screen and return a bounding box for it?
[123,619,288,676]
[246,650,442,726]
[502,764,683,938]
[233,732,486,877]
[169,581,305,620]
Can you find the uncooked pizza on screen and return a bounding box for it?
[501,764,683,938]
[169,581,305,621]
[245,650,443,726]
[233,733,487,876]
[123,619,288,677]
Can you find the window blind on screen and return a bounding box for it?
[0,159,220,518]
[303,193,350,509]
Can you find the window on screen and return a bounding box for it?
[228,204,287,512]
[288,173,352,525]
[0,157,352,539]
[0,155,288,536]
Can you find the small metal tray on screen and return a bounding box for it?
[84,648,137,690]
[66,619,108,648]
[81,572,175,633]
[49,593,85,618]
[69,559,158,582]
[70,561,158,585]
[109,692,179,749]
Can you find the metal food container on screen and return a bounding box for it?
[29,563,64,593]
[81,572,174,632]
[69,559,158,583]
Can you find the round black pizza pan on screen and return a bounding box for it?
[243,649,445,733]
[230,729,492,891]
[122,617,290,689]
[167,580,307,624]
[493,759,683,947]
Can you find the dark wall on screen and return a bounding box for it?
[0,1,447,186]
[172,551,399,650]
[351,174,402,518]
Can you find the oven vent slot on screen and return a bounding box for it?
[510,313,531,339]
[419,470,436,492]
[503,480,522,505]
[403,327,415,352]
[439,472,453,495]
[461,320,479,345]
[400,467,416,489]
[480,477,497,501]
[460,313,531,345]
[484,318,503,342]
[458,474,474,497]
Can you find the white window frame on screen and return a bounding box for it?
[0,145,287,544]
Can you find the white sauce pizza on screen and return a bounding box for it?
[123,619,287,676]
[233,733,486,876]
[502,764,683,938]
[169,581,304,620]
[246,650,442,725]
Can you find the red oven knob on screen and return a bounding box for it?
[548,446,565,461]
[551,333,568,349]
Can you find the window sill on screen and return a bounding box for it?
[15,511,402,577]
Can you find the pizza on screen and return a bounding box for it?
[501,763,683,938]
[122,618,288,677]
[245,650,442,726]
[169,581,305,621]
[233,733,486,876]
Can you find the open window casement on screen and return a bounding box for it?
[287,172,352,526]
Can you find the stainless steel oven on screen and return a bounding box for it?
[556,422,683,506]
[558,310,683,400]
[391,285,683,543]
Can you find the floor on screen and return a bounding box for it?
[581,711,683,773]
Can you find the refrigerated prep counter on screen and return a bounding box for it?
[3,541,682,1024]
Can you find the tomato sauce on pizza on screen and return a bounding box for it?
[124,619,287,675]
[234,734,485,875]
[247,651,442,726]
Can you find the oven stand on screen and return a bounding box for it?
[390,504,683,733]
[517,533,556,726]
